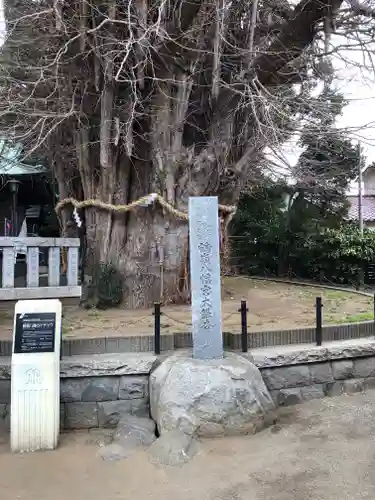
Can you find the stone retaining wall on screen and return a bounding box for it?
[0,375,149,430]
[62,374,149,428]
[2,340,375,429]
[0,353,156,430]
[260,357,375,406]
[253,338,375,406]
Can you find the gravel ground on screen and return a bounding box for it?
[1,391,375,499]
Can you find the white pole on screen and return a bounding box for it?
[358,143,363,236]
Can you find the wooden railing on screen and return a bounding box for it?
[0,237,81,301]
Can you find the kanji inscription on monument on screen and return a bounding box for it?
[188,196,223,359]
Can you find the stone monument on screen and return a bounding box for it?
[149,197,276,441]
[11,299,62,452]
[188,196,223,359]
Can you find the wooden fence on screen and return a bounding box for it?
[0,237,81,300]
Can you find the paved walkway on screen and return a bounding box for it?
[2,392,375,499]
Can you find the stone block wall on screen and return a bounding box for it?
[2,341,375,429]
[252,337,375,406]
[62,375,149,428]
[0,353,156,430]
[260,358,375,406]
[0,375,149,430]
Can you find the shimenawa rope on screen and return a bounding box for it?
[55,193,236,220]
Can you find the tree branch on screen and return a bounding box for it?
[250,0,344,85]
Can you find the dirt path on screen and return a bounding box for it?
[1,391,375,499]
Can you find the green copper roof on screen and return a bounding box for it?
[0,139,46,175]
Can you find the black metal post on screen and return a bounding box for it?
[153,302,161,355]
[238,300,248,353]
[12,191,18,236]
[8,179,21,236]
[315,296,323,346]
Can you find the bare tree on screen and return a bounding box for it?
[0,0,374,307]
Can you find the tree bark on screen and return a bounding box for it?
[79,198,190,308]
[120,209,189,308]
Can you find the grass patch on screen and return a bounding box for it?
[323,290,352,300]
[326,312,374,324]
[342,312,374,323]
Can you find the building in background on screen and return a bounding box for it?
[347,163,375,229]
[0,139,59,238]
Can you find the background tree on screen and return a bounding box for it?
[293,88,362,220]
[231,87,362,277]
[0,0,374,307]
[231,190,373,284]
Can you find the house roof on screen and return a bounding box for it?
[362,163,375,176]
[0,139,46,175]
[347,195,375,222]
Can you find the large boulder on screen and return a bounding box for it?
[149,351,276,437]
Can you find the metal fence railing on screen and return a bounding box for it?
[1,295,372,357]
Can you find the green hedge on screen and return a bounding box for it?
[230,191,375,286]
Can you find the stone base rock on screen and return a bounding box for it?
[98,415,156,461]
[97,442,134,461]
[149,351,276,437]
[148,430,199,467]
[114,415,156,447]
[86,428,113,447]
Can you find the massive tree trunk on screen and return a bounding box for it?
[71,91,193,307]
[86,207,190,308]
[76,137,190,308]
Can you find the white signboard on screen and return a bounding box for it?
[11,299,62,453]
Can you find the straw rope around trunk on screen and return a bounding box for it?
[55,194,237,220]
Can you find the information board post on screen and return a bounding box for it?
[11,299,62,453]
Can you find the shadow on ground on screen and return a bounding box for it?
[2,391,375,499]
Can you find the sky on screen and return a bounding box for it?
[276,73,375,194]
[338,77,375,194]
[269,29,375,194]
[279,79,375,165]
